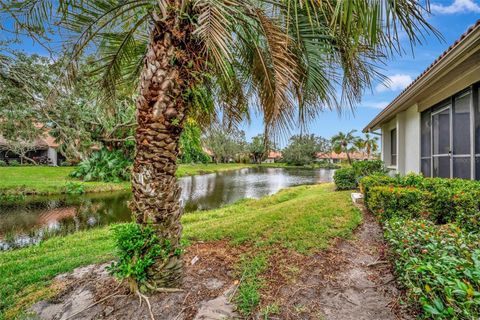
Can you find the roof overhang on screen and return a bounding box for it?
[364,20,480,132]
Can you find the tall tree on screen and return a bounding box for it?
[331,130,359,165]
[4,0,438,289]
[248,134,268,164]
[364,133,379,159]
[283,134,329,165]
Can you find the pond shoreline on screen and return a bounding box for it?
[0,183,359,319]
[0,163,338,199]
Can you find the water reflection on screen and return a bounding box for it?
[0,167,334,250]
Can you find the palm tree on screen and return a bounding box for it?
[364,133,379,159]
[4,0,438,289]
[331,130,359,165]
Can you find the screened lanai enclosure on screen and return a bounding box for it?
[421,83,480,179]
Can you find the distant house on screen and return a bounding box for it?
[0,132,63,166]
[316,151,375,163]
[363,20,480,179]
[263,151,282,163]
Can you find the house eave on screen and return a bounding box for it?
[363,21,480,133]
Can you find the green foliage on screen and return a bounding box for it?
[334,160,386,190]
[235,254,268,316]
[64,182,85,195]
[282,134,329,166]
[179,120,211,164]
[70,149,132,182]
[367,186,425,221]
[8,160,19,167]
[203,126,246,163]
[333,168,357,190]
[385,218,480,319]
[351,160,385,179]
[0,160,6,166]
[360,174,480,231]
[248,134,268,164]
[108,223,180,288]
[0,193,26,204]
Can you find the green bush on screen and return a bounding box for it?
[108,223,182,291]
[367,186,425,221]
[334,160,386,190]
[8,160,20,166]
[0,160,6,166]
[360,174,480,230]
[333,168,356,190]
[359,174,397,206]
[64,182,85,195]
[352,160,385,179]
[70,149,132,182]
[385,218,480,319]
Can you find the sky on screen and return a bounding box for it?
[2,0,480,145]
[244,0,480,144]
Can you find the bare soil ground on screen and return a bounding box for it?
[29,208,411,320]
[261,208,412,320]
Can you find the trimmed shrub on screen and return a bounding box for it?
[359,174,397,206]
[352,159,385,179]
[385,218,480,319]
[333,168,356,190]
[367,186,425,221]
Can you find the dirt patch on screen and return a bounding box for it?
[29,206,410,320]
[260,207,412,320]
[29,241,246,320]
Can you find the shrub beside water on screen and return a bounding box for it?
[70,149,132,182]
[333,168,356,190]
[333,160,386,190]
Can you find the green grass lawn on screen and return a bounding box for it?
[0,163,255,196]
[0,183,360,319]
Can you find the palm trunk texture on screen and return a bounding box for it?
[130,5,203,288]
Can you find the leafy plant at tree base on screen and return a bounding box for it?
[70,149,132,182]
[108,223,182,292]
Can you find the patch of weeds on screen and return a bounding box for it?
[260,303,281,319]
[64,182,85,195]
[0,193,26,204]
[235,253,268,316]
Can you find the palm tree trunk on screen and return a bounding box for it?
[346,152,352,165]
[130,12,201,288]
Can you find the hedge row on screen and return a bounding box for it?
[360,173,480,319]
[385,218,480,319]
[360,174,480,232]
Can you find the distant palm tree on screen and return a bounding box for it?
[331,130,358,165]
[5,0,438,289]
[364,133,379,159]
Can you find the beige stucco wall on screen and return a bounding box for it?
[381,104,420,176]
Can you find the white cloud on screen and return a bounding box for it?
[361,101,389,109]
[375,74,413,93]
[431,0,480,14]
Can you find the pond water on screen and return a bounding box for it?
[0,167,334,250]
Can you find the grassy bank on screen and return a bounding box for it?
[0,163,255,196]
[0,183,360,319]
